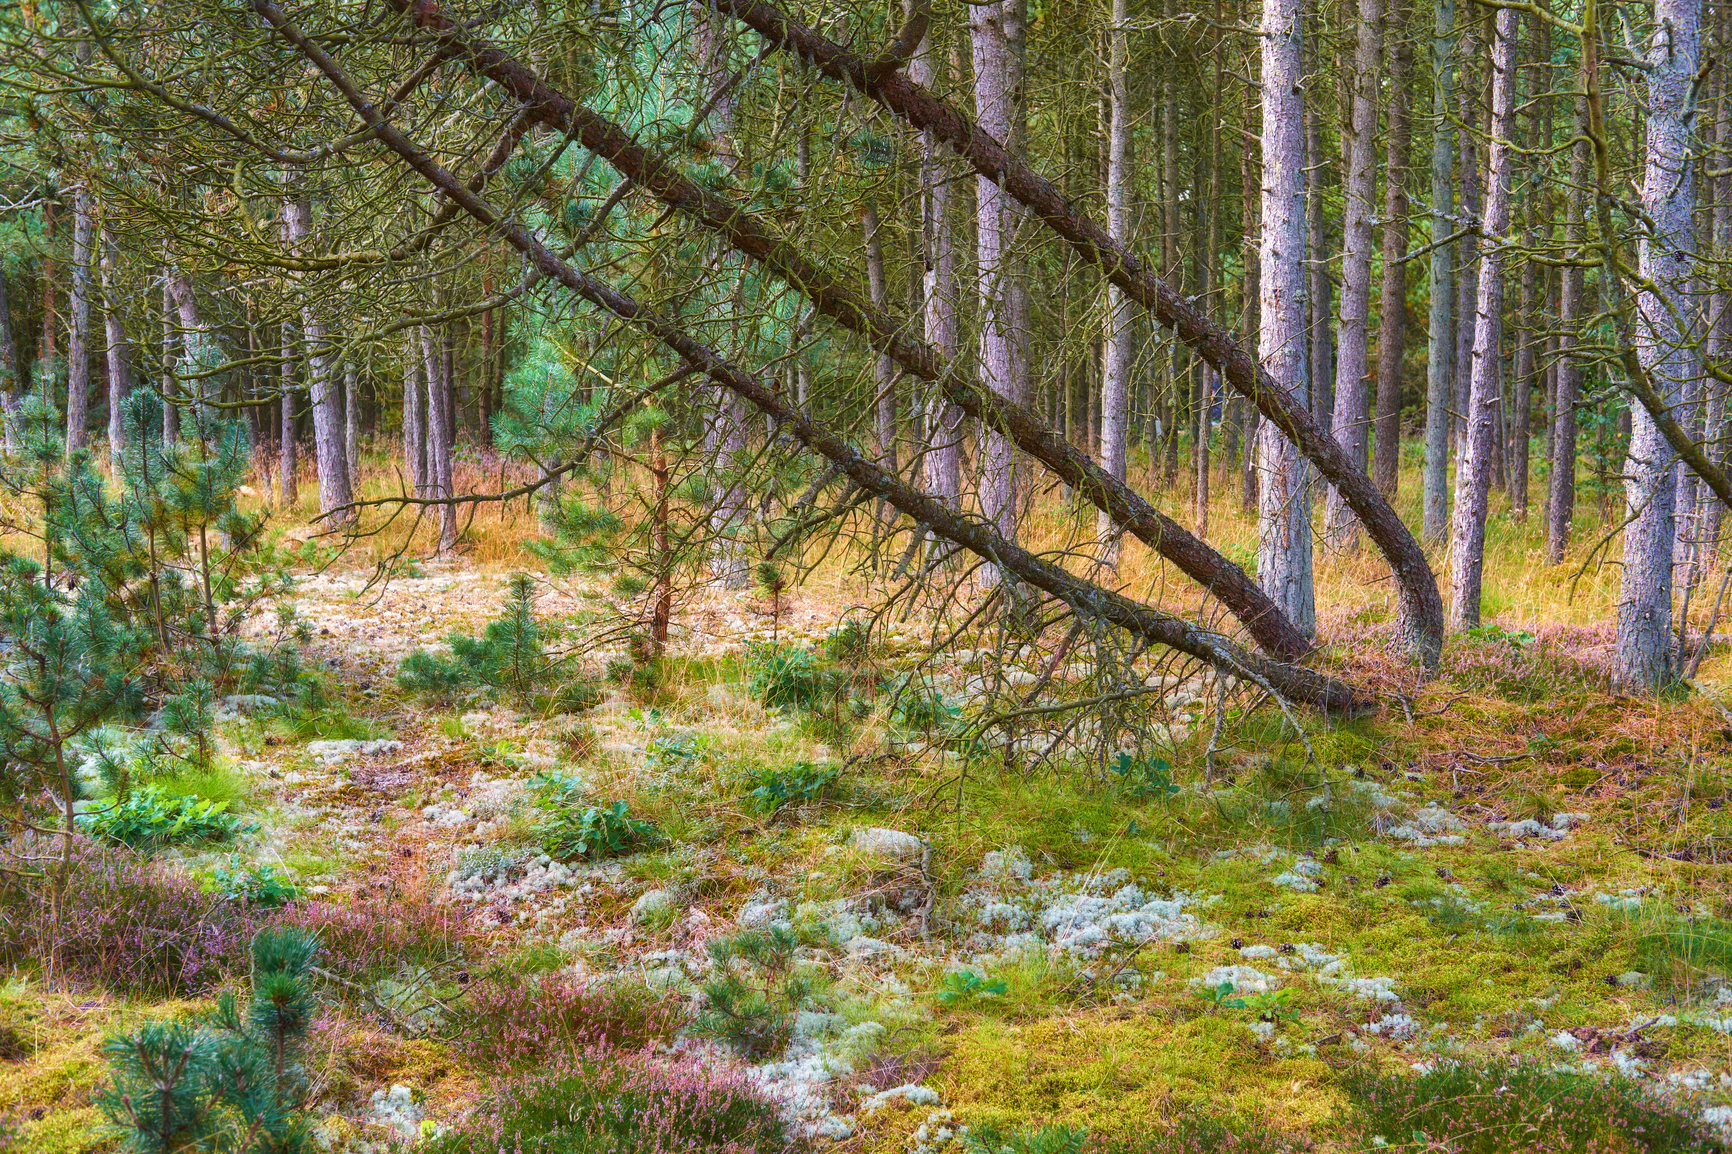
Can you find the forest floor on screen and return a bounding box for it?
[6,551,1732,1153]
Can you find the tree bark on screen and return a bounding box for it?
[403,333,425,495]
[65,185,93,456]
[1373,4,1412,498]
[1099,0,1133,562]
[1445,4,1517,631]
[1452,16,1481,467]
[160,266,179,443]
[972,0,1030,588]
[0,264,21,451]
[345,359,359,484]
[1325,0,1384,549]
[1421,0,1456,543]
[1547,96,1589,564]
[282,193,356,525]
[1617,0,1702,689]
[910,18,961,504]
[420,323,457,551]
[1258,0,1315,637]
[98,227,129,472]
[862,206,898,481]
[279,319,297,506]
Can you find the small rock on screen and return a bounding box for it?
[850,827,925,860]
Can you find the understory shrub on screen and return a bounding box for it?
[421,1048,789,1154]
[1442,624,1615,702]
[741,761,838,815]
[445,975,685,1067]
[76,783,255,848]
[277,890,470,982]
[746,642,844,711]
[695,926,823,1058]
[0,839,255,994]
[398,574,602,712]
[99,928,320,1154]
[536,790,659,861]
[1347,1059,1720,1153]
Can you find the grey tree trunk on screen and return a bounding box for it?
[1617,0,1702,689]
[403,333,426,494]
[1305,100,1333,432]
[1452,21,1481,468]
[911,22,961,504]
[1512,223,1536,521]
[1325,0,1384,549]
[419,323,457,552]
[65,185,93,456]
[1257,0,1315,636]
[1420,0,1456,542]
[344,359,359,484]
[98,227,129,472]
[1704,28,1732,563]
[1098,0,1132,562]
[0,266,18,451]
[165,270,214,441]
[282,194,355,526]
[160,267,178,444]
[1241,93,1261,515]
[280,319,297,506]
[1445,4,1517,631]
[1373,5,1413,497]
[863,206,898,479]
[1547,96,1589,564]
[973,0,1030,588]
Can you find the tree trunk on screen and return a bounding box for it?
[403,333,425,494]
[1306,92,1333,434]
[911,18,961,504]
[280,319,297,506]
[419,323,457,551]
[282,193,356,525]
[1704,12,1732,565]
[1421,0,1456,543]
[862,206,898,480]
[65,186,93,456]
[1099,0,1132,561]
[1617,0,1701,689]
[1511,215,1536,521]
[0,265,20,451]
[345,359,359,484]
[1451,19,1481,468]
[1546,96,1589,564]
[1445,4,1517,631]
[160,266,179,443]
[1241,90,1261,515]
[39,197,56,386]
[1258,0,1315,636]
[973,0,1029,587]
[1324,0,1384,548]
[1373,3,1412,497]
[98,227,129,472]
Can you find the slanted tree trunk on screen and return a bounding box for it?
[1421,0,1456,542]
[911,17,961,503]
[1617,0,1702,689]
[65,185,93,455]
[1373,3,1412,498]
[98,227,129,472]
[1258,0,1315,636]
[1099,0,1132,562]
[1546,95,1589,564]
[1445,4,1517,631]
[973,0,1030,587]
[1325,0,1384,548]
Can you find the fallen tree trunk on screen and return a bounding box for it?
[255,0,1367,713]
[705,0,1445,669]
[382,0,1312,663]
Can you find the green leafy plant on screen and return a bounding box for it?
[1242,988,1298,1026]
[745,642,843,711]
[540,799,658,861]
[98,928,320,1154]
[209,857,300,908]
[935,969,1009,1007]
[822,619,873,669]
[1109,752,1179,799]
[742,761,838,815]
[1195,980,1247,1012]
[77,785,254,849]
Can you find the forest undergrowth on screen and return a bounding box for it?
[1,452,1728,1154]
